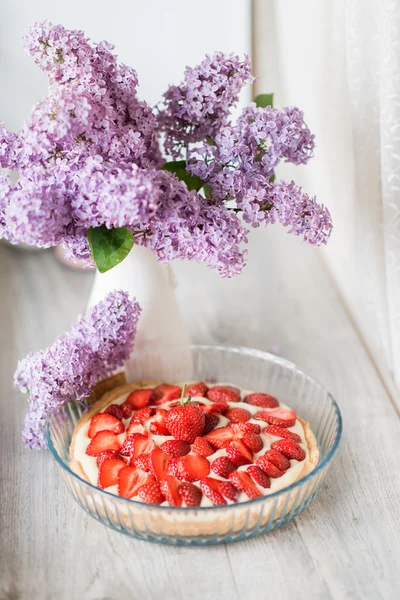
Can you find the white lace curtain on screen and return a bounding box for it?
[253,0,400,403]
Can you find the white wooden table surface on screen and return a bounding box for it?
[1,228,400,600]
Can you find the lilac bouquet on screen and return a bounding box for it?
[0,22,332,278]
[15,290,141,449]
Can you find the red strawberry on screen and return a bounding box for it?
[226,407,251,423]
[247,465,271,488]
[120,401,133,419]
[160,439,191,457]
[255,455,284,478]
[204,426,234,448]
[200,478,227,505]
[211,456,236,478]
[180,454,210,482]
[96,449,119,467]
[178,482,202,506]
[272,439,306,461]
[202,413,220,435]
[244,392,279,408]
[120,433,147,457]
[226,439,253,466]
[149,447,171,480]
[126,388,154,410]
[160,475,182,506]
[86,431,122,456]
[264,424,302,443]
[88,413,125,438]
[263,449,290,471]
[185,382,208,397]
[138,480,165,504]
[241,432,263,453]
[229,471,262,499]
[132,406,153,425]
[118,466,154,498]
[206,385,241,403]
[126,420,147,436]
[254,409,297,428]
[217,480,238,501]
[98,457,125,489]
[149,408,170,435]
[104,404,124,421]
[133,453,151,472]
[232,422,261,435]
[200,401,229,415]
[131,436,156,460]
[165,402,205,443]
[168,456,184,479]
[192,436,215,457]
[153,383,182,405]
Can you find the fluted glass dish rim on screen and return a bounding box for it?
[45,343,342,513]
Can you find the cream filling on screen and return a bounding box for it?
[73,384,309,507]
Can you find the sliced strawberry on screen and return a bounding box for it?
[86,430,122,456]
[180,454,210,482]
[206,385,241,403]
[168,456,184,479]
[96,449,119,467]
[226,407,251,423]
[202,413,220,435]
[247,465,271,488]
[149,447,171,481]
[263,449,290,471]
[165,402,205,443]
[244,392,279,408]
[88,413,125,438]
[98,457,126,489]
[160,439,191,457]
[153,383,182,405]
[132,406,153,425]
[211,456,236,478]
[160,475,182,506]
[185,382,208,397]
[120,433,147,457]
[132,453,151,472]
[255,455,284,478]
[117,466,154,498]
[200,478,227,505]
[232,422,261,435]
[264,424,302,443]
[226,439,253,466]
[200,401,229,415]
[204,426,234,449]
[192,436,215,457]
[131,436,156,460]
[178,482,202,506]
[218,480,238,501]
[254,408,297,428]
[126,388,154,410]
[229,471,262,499]
[272,439,306,461]
[104,404,124,421]
[126,420,147,436]
[149,408,170,435]
[241,432,263,453]
[138,480,165,504]
[120,401,133,419]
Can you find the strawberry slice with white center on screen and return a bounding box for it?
[120,433,147,457]
[153,384,182,405]
[86,430,122,456]
[255,455,285,478]
[226,439,253,466]
[271,439,306,461]
[263,449,290,471]
[247,465,271,488]
[148,408,170,435]
[199,401,229,415]
[229,471,262,499]
[98,457,126,489]
[126,420,147,436]
[126,388,155,409]
[149,447,171,481]
[254,408,297,428]
[88,413,125,438]
[204,426,235,448]
[160,475,182,506]
[118,466,155,498]
[264,425,302,443]
[131,436,156,460]
[200,477,227,505]
[179,454,210,482]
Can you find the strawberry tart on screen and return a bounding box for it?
[70,379,319,513]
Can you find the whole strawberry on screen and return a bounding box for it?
[165,393,205,443]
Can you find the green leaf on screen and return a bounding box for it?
[162,160,204,191]
[254,93,274,108]
[269,174,276,183]
[88,225,134,273]
[205,135,217,146]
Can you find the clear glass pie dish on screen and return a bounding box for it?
[45,344,342,545]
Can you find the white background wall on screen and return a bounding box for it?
[0,0,252,131]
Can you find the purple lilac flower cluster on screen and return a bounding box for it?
[14,290,141,449]
[158,52,253,158]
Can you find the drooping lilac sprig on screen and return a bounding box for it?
[15,290,141,449]
[159,52,253,158]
